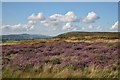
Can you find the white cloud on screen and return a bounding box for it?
[2,20,35,31]
[1,25,11,30]
[81,25,94,30]
[28,14,36,20]
[64,11,77,22]
[27,11,100,31]
[41,19,59,27]
[72,28,77,31]
[96,26,102,31]
[3,11,102,34]
[40,11,78,27]
[49,14,63,21]
[110,21,118,30]
[81,25,102,31]
[81,27,85,30]
[62,23,73,30]
[49,11,77,22]
[28,20,36,24]
[82,12,99,23]
[28,13,45,20]
[87,25,94,29]
[12,24,23,30]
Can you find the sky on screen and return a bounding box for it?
[2,2,118,36]
[2,0,119,2]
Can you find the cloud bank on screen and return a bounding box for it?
[2,11,100,32]
[28,13,45,20]
[2,20,35,31]
[110,21,119,31]
[27,11,99,28]
[82,12,100,23]
[2,11,118,35]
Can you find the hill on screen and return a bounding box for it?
[55,32,119,40]
[1,34,52,42]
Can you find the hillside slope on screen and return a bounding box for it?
[55,32,119,40]
[1,34,52,41]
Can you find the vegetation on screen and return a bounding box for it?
[3,64,118,78]
[55,32,119,40]
[2,32,119,78]
[1,34,51,42]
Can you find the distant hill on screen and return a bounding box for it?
[1,32,119,42]
[1,34,52,41]
[55,32,119,40]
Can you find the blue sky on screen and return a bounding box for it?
[2,0,119,2]
[2,2,118,36]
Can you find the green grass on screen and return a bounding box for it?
[105,43,119,47]
[2,64,119,78]
[55,32,119,40]
[105,43,115,47]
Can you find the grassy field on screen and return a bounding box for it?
[2,32,120,78]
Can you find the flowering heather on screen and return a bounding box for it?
[2,41,118,67]
[2,41,119,78]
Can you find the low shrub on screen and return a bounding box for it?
[52,58,61,65]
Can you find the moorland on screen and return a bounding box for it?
[2,32,120,78]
